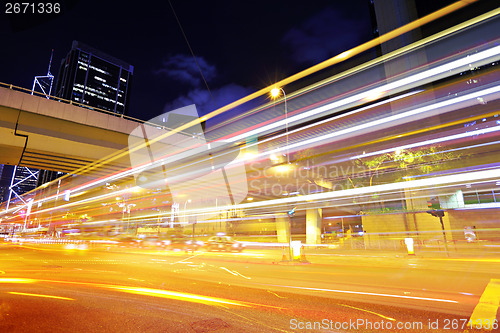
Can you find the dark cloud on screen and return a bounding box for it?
[162,83,252,118]
[281,7,368,65]
[155,54,217,87]
[157,54,252,121]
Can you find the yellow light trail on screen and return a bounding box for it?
[34,0,480,190]
[320,108,500,158]
[0,277,287,310]
[106,286,248,307]
[137,0,480,151]
[0,278,37,283]
[8,292,74,301]
[210,5,499,131]
[3,1,493,219]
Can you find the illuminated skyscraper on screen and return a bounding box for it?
[54,40,134,115]
[30,41,135,191]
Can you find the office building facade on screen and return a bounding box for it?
[54,40,134,115]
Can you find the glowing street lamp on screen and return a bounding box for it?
[270,87,289,164]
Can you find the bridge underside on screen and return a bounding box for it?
[0,87,147,176]
[0,105,131,175]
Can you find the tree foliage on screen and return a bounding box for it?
[355,145,464,186]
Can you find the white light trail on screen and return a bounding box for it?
[188,167,500,214]
[228,45,500,143]
[5,46,500,217]
[265,284,458,303]
[265,84,500,157]
[351,125,500,160]
[235,90,422,164]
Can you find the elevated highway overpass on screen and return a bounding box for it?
[0,85,139,173]
[0,85,170,175]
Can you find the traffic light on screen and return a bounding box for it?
[426,209,445,218]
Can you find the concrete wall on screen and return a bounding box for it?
[447,208,500,241]
[362,211,452,250]
[362,206,500,250]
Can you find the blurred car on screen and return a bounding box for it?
[115,235,141,247]
[138,236,162,248]
[164,235,204,251]
[206,236,244,252]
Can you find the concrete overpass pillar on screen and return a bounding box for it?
[217,214,227,234]
[275,215,290,243]
[306,208,322,245]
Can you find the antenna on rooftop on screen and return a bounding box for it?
[31,49,55,99]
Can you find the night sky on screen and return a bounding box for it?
[2,0,482,122]
[1,0,377,121]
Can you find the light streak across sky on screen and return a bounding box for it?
[351,125,500,160]
[263,85,500,159]
[3,5,500,227]
[227,45,500,144]
[7,83,500,219]
[185,167,500,215]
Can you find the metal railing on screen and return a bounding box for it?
[0,81,183,132]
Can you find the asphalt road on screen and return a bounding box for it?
[1,243,499,332]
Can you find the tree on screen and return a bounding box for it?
[354,145,464,212]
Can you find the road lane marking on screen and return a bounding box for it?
[171,252,203,264]
[219,267,251,279]
[467,279,500,331]
[428,258,500,263]
[339,303,396,321]
[262,284,459,303]
[267,290,287,299]
[8,292,74,300]
[218,307,291,333]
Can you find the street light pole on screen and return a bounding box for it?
[287,207,296,261]
[184,199,192,237]
[272,87,293,260]
[271,87,289,164]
